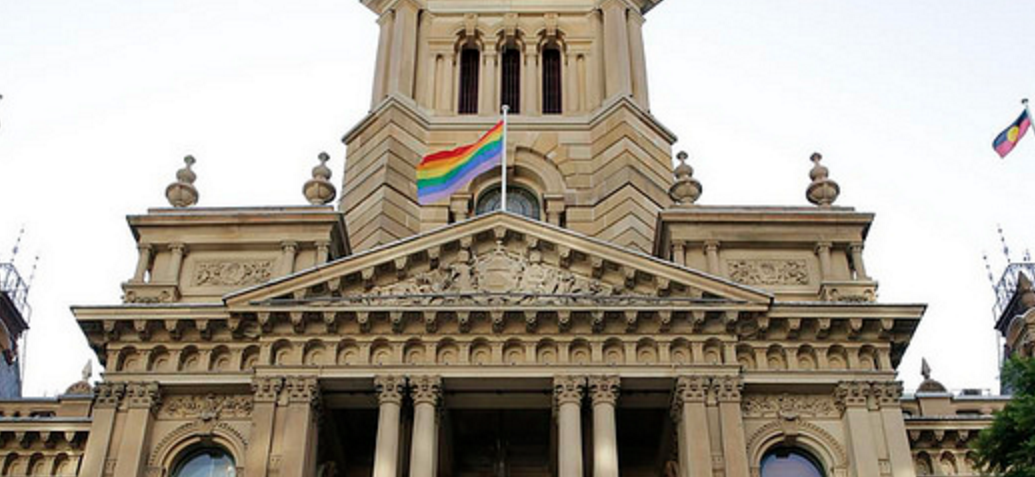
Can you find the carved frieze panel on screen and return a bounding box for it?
[727,259,809,286]
[741,393,839,419]
[193,260,275,287]
[159,394,253,420]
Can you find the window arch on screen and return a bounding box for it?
[458,46,480,115]
[761,447,825,477]
[542,44,562,114]
[500,46,521,113]
[171,447,236,477]
[475,184,540,220]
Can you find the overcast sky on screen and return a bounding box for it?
[2,0,1035,396]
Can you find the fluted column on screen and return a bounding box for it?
[714,376,749,477]
[131,244,153,283]
[246,377,284,477]
[114,382,161,477]
[589,376,620,477]
[80,383,123,477]
[554,376,586,477]
[374,375,406,477]
[409,376,442,477]
[836,381,880,477]
[673,376,712,477]
[282,377,321,477]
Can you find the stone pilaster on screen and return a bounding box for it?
[281,377,321,477]
[246,377,283,477]
[374,375,406,477]
[409,376,442,477]
[81,383,124,477]
[714,376,749,477]
[589,376,620,477]
[554,376,586,477]
[114,382,161,477]
[873,382,915,477]
[673,376,712,477]
[836,381,881,477]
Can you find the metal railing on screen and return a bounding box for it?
[993,261,1035,321]
[0,262,30,318]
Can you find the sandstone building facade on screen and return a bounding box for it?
[0,1,1018,476]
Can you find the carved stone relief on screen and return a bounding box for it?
[159,394,254,420]
[741,393,839,419]
[192,260,275,287]
[727,259,809,286]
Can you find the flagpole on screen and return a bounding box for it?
[501,104,509,213]
[1024,98,1033,135]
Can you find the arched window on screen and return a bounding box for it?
[458,47,480,115]
[475,185,540,220]
[501,46,521,114]
[760,447,825,477]
[542,45,562,114]
[172,447,236,477]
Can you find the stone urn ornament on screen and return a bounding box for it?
[668,151,702,205]
[165,155,199,207]
[303,152,337,205]
[806,152,840,207]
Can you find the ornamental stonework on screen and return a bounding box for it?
[159,394,254,420]
[192,259,275,287]
[726,259,809,286]
[741,393,839,419]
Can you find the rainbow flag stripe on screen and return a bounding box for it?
[417,121,504,205]
[993,110,1031,158]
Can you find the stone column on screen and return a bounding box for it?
[371,10,394,108]
[601,0,633,100]
[114,382,161,477]
[849,243,869,280]
[672,242,686,266]
[281,377,321,477]
[704,241,720,274]
[166,243,186,283]
[450,194,471,222]
[386,0,419,98]
[131,244,153,283]
[815,242,832,279]
[589,376,620,477]
[714,376,749,477]
[673,376,712,477]
[836,381,881,477]
[436,51,455,114]
[554,376,586,477]
[315,240,331,265]
[246,377,284,477]
[79,383,124,477]
[523,43,539,115]
[480,45,498,116]
[626,9,649,109]
[874,382,916,477]
[280,241,298,276]
[409,376,442,477]
[374,375,406,477]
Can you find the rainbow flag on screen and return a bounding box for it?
[993,110,1031,158]
[417,121,504,205]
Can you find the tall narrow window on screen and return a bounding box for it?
[458,47,480,115]
[501,47,521,114]
[542,46,562,114]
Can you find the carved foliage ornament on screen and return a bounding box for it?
[160,394,254,420]
[193,260,275,287]
[554,376,586,406]
[727,259,809,286]
[741,394,839,419]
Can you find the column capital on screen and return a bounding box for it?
[849,242,865,252]
[589,375,621,406]
[410,375,442,407]
[814,241,833,254]
[834,381,872,411]
[124,382,162,411]
[252,376,285,403]
[375,375,406,405]
[554,375,586,406]
[711,375,742,403]
[674,376,709,405]
[281,240,299,251]
[703,240,721,251]
[137,243,154,253]
[284,376,320,407]
[94,382,126,409]
[168,242,187,254]
[871,381,903,408]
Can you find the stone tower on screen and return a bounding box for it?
[341,0,673,253]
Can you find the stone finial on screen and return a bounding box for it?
[303,152,337,205]
[917,357,948,393]
[165,155,199,208]
[806,152,840,207]
[669,151,702,205]
[921,358,931,380]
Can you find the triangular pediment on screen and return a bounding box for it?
[225,212,772,309]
